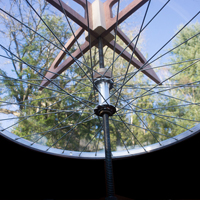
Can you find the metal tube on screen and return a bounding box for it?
[98,37,104,68]
[97,81,111,105]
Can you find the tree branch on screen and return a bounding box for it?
[0,108,20,117]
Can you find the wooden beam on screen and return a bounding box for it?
[103,0,149,37]
[45,0,93,33]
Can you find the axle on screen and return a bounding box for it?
[93,37,117,200]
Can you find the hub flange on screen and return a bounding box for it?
[94,104,116,116]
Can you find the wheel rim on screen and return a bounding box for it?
[0,0,200,159]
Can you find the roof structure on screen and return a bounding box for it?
[39,0,161,89]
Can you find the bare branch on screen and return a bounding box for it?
[0,108,20,117]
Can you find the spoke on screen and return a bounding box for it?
[128,103,193,132]
[61,129,75,153]
[140,80,200,98]
[57,0,87,65]
[124,10,200,84]
[112,86,193,134]
[0,100,58,111]
[114,81,200,89]
[116,114,147,152]
[124,82,198,106]
[115,0,151,107]
[68,94,97,106]
[117,102,200,112]
[114,79,200,103]
[113,86,161,145]
[0,110,91,122]
[134,109,161,145]
[114,98,193,134]
[100,0,170,79]
[143,102,200,111]
[16,117,95,140]
[25,0,91,78]
[0,71,97,108]
[112,98,200,114]
[62,108,89,153]
[111,119,130,153]
[148,31,200,66]
[0,45,94,111]
[107,11,200,102]
[135,110,200,123]
[0,8,90,70]
[63,119,99,153]
[1,95,70,132]
[111,0,120,73]
[117,59,200,113]
[25,0,109,104]
[0,79,91,99]
[62,91,97,153]
[155,92,194,105]
[44,88,94,150]
[46,113,95,151]
[0,82,88,131]
[0,77,85,82]
[113,57,200,81]
[0,72,66,95]
[0,93,95,109]
[31,58,102,83]
[0,53,94,88]
[73,0,97,105]
[110,118,178,141]
[95,121,103,156]
[79,126,103,156]
[141,58,200,71]
[31,108,94,145]
[0,50,91,88]
[117,107,200,123]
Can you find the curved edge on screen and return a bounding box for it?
[1,124,200,160]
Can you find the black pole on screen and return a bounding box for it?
[98,37,104,69]
[103,113,117,200]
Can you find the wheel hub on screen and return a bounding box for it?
[93,68,116,116]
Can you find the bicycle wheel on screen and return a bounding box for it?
[0,0,200,159]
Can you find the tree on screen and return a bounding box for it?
[0,0,76,147]
[168,21,200,134]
